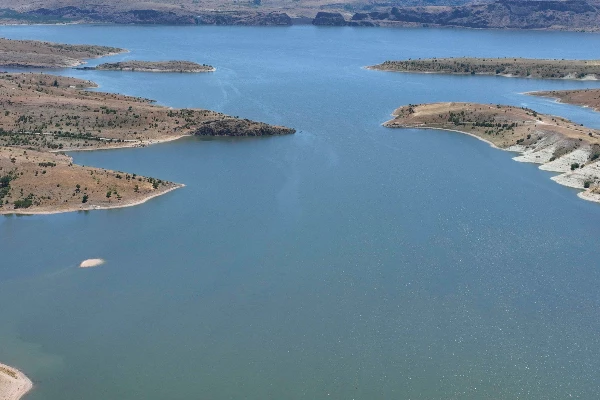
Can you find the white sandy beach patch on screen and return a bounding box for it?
[552,161,600,189]
[0,363,33,400]
[79,259,105,268]
[579,190,600,202]
[540,146,591,172]
[513,144,556,164]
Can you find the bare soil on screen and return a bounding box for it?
[528,88,600,112]
[0,37,125,68]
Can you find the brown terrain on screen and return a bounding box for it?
[529,88,600,111]
[2,0,600,31]
[0,37,125,68]
[385,102,600,202]
[0,146,183,214]
[319,0,600,31]
[368,58,600,80]
[85,60,215,72]
[0,73,294,214]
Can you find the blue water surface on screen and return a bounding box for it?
[1,25,600,399]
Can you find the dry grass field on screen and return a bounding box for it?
[529,88,600,112]
[0,37,125,68]
[0,73,294,214]
[370,58,600,80]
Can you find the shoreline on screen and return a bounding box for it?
[386,123,502,150]
[366,66,600,81]
[524,91,600,113]
[384,117,600,205]
[0,363,33,400]
[91,66,216,73]
[0,183,185,216]
[48,133,190,153]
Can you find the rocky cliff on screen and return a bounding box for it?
[312,12,348,26]
[2,0,600,30]
[350,0,600,31]
[196,11,291,25]
[0,6,292,26]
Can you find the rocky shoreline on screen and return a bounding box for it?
[384,102,600,203]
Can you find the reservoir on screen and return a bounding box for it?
[1,25,600,399]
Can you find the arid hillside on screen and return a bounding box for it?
[0,37,125,68]
[0,73,295,214]
[0,73,294,152]
[3,0,599,30]
[529,88,600,112]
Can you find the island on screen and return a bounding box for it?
[384,102,600,203]
[368,58,600,80]
[0,363,32,400]
[0,73,295,214]
[528,88,600,112]
[0,37,125,68]
[82,60,216,73]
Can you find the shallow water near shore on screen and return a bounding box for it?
[1,25,600,399]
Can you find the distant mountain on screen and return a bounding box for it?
[350,0,600,30]
[1,0,599,30]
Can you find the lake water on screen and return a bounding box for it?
[1,25,600,399]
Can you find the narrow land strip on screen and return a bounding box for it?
[0,37,126,68]
[368,58,600,80]
[81,60,216,73]
[528,88,600,112]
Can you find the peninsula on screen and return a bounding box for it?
[528,88,600,112]
[369,58,600,80]
[0,73,294,214]
[0,363,32,400]
[0,37,125,68]
[385,102,600,203]
[83,60,215,73]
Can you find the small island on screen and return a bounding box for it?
[369,58,600,80]
[87,60,215,73]
[0,37,125,68]
[528,88,600,112]
[0,73,294,214]
[0,363,32,400]
[385,102,600,203]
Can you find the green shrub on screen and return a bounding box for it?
[14,197,33,209]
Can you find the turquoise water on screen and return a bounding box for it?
[1,25,600,399]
